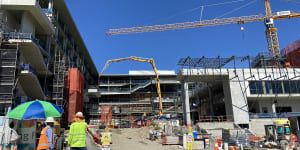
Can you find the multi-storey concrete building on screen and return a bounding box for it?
[87,70,182,125]
[178,55,300,132]
[0,0,99,116]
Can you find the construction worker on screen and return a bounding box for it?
[68,112,87,150]
[37,117,55,150]
[0,118,19,150]
[101,127,111,150]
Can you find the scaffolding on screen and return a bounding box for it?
[0,43,19,114]
[52,49,69,109]
[95,75,182,123]
[0,12,19,115]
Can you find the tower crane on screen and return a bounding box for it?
[99,56,163,116]
[106,0,300,57]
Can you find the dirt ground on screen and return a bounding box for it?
[110,127,182,150]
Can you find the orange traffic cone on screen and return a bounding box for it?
[290,134,297,149]
[215,141,219,150]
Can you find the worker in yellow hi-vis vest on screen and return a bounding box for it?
[101,128,111,150]
[187,126,194,150]
[68,112,87,150]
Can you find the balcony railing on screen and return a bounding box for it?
[21,64,49,96]
[99,80,130,85]
[99,80,148,85]
[249,113,300,118]
[21,64,37,75]
[3,33,47,51]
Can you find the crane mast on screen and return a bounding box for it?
[264,0,280,57]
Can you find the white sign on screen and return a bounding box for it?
[188,133,193,143]
[18,128,36,144]
[276,11,291,16]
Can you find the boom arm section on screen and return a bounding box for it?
[106,13,300,35]
[99,56,163,116]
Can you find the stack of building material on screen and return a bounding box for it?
[229,134,250,148]
[162,136,180,145]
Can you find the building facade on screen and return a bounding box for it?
[87,70,182,125]
[0,0,99,116]
[179,67,300,128]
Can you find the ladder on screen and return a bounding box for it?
[52,50,69,108]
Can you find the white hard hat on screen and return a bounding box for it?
[45,117,55,123]
[74,112,84,118]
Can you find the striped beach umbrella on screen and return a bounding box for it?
[6,100,63,120]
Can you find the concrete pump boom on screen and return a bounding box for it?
[99,56,163,116]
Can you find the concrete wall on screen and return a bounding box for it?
[223,80,233,120]
[228,70,250,125]
[3,11,20,32]
[197,122,234,130]
[258,99,300,113]
[16,83,26,97]
[20,12,35,35]
[249,118,287,137]
[197,122,235,138]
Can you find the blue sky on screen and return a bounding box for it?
[65,0,300,74]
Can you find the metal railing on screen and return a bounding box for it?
[99,80,130,85]
[21,64,37,75]
[99,79,149,85]
[2,33,47,51]
[0,49,18,66]
[249,112,300,118]
[196,115,234,122]
[99,80,151,92]
[42,9,53,14]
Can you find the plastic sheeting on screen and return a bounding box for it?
[66,68,84,122]
[101,106,112,124]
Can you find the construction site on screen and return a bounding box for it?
[1,0,300,150]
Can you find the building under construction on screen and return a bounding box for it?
[0,0,99,124]
[88,70,182,125]
[177,38,300,133]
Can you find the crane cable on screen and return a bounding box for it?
[280,0,300,5]
[215,0,258,19]
[147,0,247,25]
